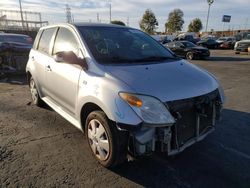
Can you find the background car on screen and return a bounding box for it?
[234,39,250,54]
[173,34,200,44]
[161,36,172,44]
[0,33,33,73]
[216,37,236,49]
[197,38,219,49]
[165,41,210,60]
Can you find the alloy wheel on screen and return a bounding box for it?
[30,79,38,104]
[87,119,110,161]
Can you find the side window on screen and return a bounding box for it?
[37,28,56,54]
[166,43,173,47]
[53,27,79,56]
[173,42,181,47]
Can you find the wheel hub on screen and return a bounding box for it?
[88,119,110,161]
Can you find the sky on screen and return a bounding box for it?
[0,0,250,32]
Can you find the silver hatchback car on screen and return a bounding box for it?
[26,23,224,167]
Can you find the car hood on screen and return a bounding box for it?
[238,39,250,43]
[104,59,219,102]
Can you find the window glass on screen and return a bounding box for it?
[166,42,173,47]
[174,42,181,47]
[38,28,56,54]
[182,41,196,47]
[53,27,79,56]
[33,30,43,49]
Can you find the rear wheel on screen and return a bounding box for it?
[186,52,194,60]
[85,111,128,167]
[29,77,43,106]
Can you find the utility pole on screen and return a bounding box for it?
[109,2,112,23]
[19,0,25,30]
[65,4,72,23]
[245,18,248,30]
[127,16,129,26]
[97,13,99,22]
[205,0,214,33]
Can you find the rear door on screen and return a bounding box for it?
[32,27,57,97]
[45,27,82,115]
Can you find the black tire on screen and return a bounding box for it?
[85,111,128,168]
[186,52,194,60]
[235,51,240,54]
[29,77,43,106]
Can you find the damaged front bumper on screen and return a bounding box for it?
[121,89,223,157]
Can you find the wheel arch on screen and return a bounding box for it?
[26,71,32,86]
[80,102,106,132]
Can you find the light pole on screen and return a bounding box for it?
[205,0,214,33]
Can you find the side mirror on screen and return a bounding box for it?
[54,51,88,70]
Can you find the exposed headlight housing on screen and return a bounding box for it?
[119,92,175,125]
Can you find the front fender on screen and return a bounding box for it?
[76,72,142,128]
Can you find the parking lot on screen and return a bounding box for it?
[0,50,250,188]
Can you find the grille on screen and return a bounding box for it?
[166,90,218,148]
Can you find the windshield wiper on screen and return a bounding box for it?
[103,56,133,63]
[133,56,178,62]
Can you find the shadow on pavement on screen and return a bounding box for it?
[209,56,250,62]
[111,109,250,188]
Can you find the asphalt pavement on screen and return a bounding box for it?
[0,50,250,188]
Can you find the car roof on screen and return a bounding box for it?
[0,33,30,37]
[40,22,129,31]
[172,40,189,43]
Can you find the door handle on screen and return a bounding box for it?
[45,65,52,72]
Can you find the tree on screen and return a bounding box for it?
[139,9,158,34]
[165,9,184,33]
[111,20,126,26]
[188,18,203,32]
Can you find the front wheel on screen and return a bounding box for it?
[186,52,194,60]
[85,111,128,167]
[29,77,43,106]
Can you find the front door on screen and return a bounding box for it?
[45,27,82,115]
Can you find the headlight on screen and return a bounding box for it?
[119,92,175,125]
[218,85,225,103]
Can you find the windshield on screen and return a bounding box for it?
[78,26,176,64]
[0,35,33,44]
[181,41,196,47]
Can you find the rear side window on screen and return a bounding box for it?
[38,28,57,54]
[53,27,79,56]
[33,30,43,50]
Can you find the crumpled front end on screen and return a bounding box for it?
[127,89,223,157]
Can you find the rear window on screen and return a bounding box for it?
[37,28,57,55]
